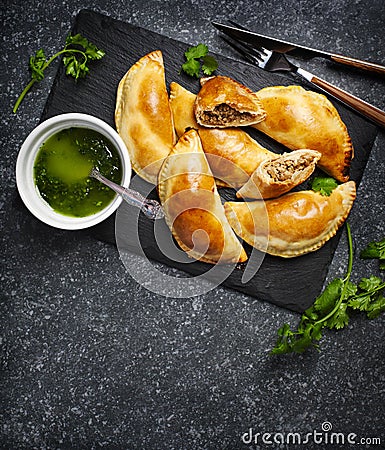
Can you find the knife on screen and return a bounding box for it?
[212,21,385,76]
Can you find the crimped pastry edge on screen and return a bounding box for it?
[225,181,356,258]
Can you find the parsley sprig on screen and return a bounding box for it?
[271,223,385,355]
[13,33,105,113]
[181,43,218,78]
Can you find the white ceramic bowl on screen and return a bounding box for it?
[16,113,131,230]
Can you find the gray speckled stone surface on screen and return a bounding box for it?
[1,0,384,448]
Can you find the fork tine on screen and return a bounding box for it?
[221,36,257,64]
[221,36,265,65]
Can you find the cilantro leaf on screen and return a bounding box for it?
[342,281,358,300]
[202,55,218,76]
[350,293,373,311]
[310,322,324,342]
[360,238,385,270]
[270,223,385,356]
[66,33,105,60]
[66,33,90,49]
[313,278,343,315]
[271,320,322,355]
[292,331,313,353]
[29,49,47,81]
[366,296,385,319]
[181,58,201,78]
[348,276,385,312]
[311,175,338,196]
[303,306,319,321]
[62,55,90,79]
[360,238,385,259]
[185,43,208,60]
[270,323,293,355]
[13,33,105,113]
[358,275,382,291]
[181,43,218,78]
[325,302,349,329]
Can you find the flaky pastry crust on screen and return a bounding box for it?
[225,181,356,258]
[253,85,353,182]
[158,129,247,264]
[115,50,176,184]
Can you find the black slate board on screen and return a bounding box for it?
[41,9,378,313]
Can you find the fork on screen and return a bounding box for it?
[221,22,385,128]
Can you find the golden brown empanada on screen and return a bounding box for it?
[194,75,266,127]
[237,149,321,199]
[169,81,199,136]
[115,50,176,184]
[253,85,353,182]
[158,129,247,264]
[169,82,274,187]
[225,181,356,258]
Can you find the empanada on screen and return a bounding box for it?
[253,85,353,182]
[158,129,247,264]
[115,50,176,184]
[169,81,199,136]
[194,75,266,127]
[225,181,356,258]
[169,82,274,187]
[237,149,321,199]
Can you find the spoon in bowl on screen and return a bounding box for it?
[90,167,164,220]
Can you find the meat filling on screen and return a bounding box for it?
[201,103,254,125]
[266,155,315,182]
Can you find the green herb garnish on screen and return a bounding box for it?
[13,33,105,113]
[271,223,385,355]
[360,237,385,270]
[181,43,218,78]
[310,175,338,196]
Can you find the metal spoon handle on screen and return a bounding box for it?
[90,168,164,220]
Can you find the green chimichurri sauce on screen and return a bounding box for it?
[34,127,122,217]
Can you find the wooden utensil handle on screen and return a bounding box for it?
[307,73,385,128]
[331,54,385,75]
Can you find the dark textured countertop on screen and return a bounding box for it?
[1,0,384,448]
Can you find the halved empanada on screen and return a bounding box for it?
[158,129,247,264]
[115,50,176,184]
[253,85,353,182]
[225,181,356,258]
[169,82,274,187]
[237,149,321,199]
[194,75,266,127]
